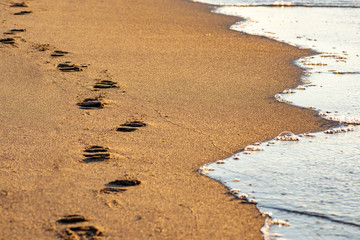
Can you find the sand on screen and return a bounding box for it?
[0,0,334,239]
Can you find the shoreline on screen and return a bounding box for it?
[202,4,360,239]
[0,0,335,239]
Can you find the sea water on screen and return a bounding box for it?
[193,0,360,239]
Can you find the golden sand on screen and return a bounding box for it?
[0,0,333,239]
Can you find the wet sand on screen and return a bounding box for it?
[0,0,334,239]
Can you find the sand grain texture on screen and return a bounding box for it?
[0,0,334,239]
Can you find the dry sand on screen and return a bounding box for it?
[0,0,334,239]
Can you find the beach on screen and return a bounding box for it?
[0,0,334,239]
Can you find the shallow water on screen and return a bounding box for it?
[194,1,360,239]
[203,126,360,239]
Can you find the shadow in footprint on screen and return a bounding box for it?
[116,120,146,132]
[51,50,69,57]
[10,29,26,32]
[106,179,141,187]
[57,215,88,224]
[84,146,108,153]
[122,121,147,128]
[83,154,110,163]
[77,97,103,109]
[60,226,103,240]
[116,127,137,132]
[14,11,32,15]
[99,188,127,194]
[10,2,29,7]
[94,80,118,89]
[57,62,87,72]
[0,38,16,46]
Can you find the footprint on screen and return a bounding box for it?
[57,215,89,224]
[77,97,104,109]
[121,121,147,128]
[57,62,87,72]
[3,29,26,35]
[51,50,69,57]
[0,38,16,46]
[93,80,118,89]
[116,120,146,132]
[14,11,32,15]
[84,146,108,153]
[10,2,29,7]
[99,188,127,194]
[60,226,103,240]
[3,32,14,35]
[83,146,110,163]
[106,179,141,187]
[11,28,26,32]
[33,43,52,51]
